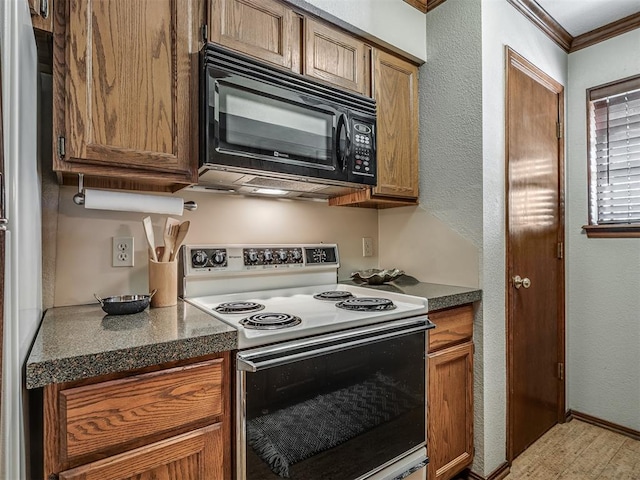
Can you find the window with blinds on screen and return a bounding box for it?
[587,75,640,233]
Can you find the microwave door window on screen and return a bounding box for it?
[217,84,335,169]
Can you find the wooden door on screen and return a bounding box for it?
[506,47,565,460]
[304,18,368,95]
[59,424,225,480]
[209,0,300,72]
[372,49,419,199]
[53,0,198,181]
[428,341,474,480]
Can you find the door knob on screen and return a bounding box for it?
[513,275,531,289]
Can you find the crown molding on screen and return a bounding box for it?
[506,0,572,52]
[570,11,640,52]
[508,0,640,54]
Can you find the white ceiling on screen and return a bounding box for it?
[535,0,640,37]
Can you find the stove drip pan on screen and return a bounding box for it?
[240,312,302,330]
[335,297,397,312]
[313,291,355,301]
[215,301,265,314]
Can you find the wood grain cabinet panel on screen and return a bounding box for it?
[427,305,474,480]
[372,49,419,199]
[428,304,474,352]
[304,18,369,95]
[59,359,224,463]
[209,0,300,72]
[29,0,53,32]
[53,0,199,188]
[59,424,225,480]
[428,341,474,480]
[329,49,419,208]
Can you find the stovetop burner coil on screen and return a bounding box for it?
[335,297,397,312]
[313,290,355,301]
[214,301,265,314]
[240,312,302,330]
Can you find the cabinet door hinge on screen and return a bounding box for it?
[57,136,66,159]
[557,241,564,259]
[556,122,563,139]
[202,24,208,43]
[558,362,564,381]
[40,0,49,18]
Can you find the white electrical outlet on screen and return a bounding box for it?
[112,236,134,267]
[362,237,373,257]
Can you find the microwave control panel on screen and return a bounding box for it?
[352,122,374,176]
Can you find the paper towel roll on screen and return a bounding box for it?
[83,189,184,216]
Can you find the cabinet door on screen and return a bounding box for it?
[29,0,53,32]
[209,0,300,72]
[304,18,369,95]
[372,49,419,199]
[53,0,198,184]
[59,424,225,480]
[428,341,474,480]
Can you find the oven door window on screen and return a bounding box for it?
[242,331,425,480]
[216,82,335,170]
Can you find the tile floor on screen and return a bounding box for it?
[503,420,640,479]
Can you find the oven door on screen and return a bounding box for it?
[236,317,433,480]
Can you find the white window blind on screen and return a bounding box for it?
[588,76,640,225]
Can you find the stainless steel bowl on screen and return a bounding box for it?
[351,268,405,285]
[94,290,157,315]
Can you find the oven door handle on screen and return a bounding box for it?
[237,316,433,372]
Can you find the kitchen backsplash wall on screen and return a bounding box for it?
[53,187,378,307]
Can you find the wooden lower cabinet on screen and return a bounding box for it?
[43,354,231,480]
[59,424,224,480]
[427,305,474,480]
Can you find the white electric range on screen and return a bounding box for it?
[179,244,432,480]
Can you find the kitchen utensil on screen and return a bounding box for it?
[94,290,157,315]
[160,217,180,262]
[142,216,158,262]
[169,221,190,261]
[350,268,405,285]
[148,259,177,307]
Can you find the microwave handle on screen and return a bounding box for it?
[336,113,350,171]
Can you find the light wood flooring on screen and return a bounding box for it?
[503,419,640,479]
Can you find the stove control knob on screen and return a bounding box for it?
[212,250,226,265]
[246,249,259,264]
[292,249,302,262]
[263,249,274,262]
[192,250,208,268]
[277,249,288,262]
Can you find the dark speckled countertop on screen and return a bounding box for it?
[341,276,481,312]
[26,300,237,389]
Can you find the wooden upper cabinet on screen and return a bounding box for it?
[53,0,199,190]
[372,49,419,199]
[209,0,301,73]
[329,49,419,208]
[304,18,369,96]
[29,0,53,32]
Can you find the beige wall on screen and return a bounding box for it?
[378,206,479,287]
[53,187,378,306]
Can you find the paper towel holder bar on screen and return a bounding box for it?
[72,174,197,211]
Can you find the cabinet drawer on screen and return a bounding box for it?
[428,304,473,352]
[59,359,225,462]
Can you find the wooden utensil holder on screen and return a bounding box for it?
[148,259,177,307]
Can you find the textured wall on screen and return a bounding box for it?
[566,30,640,431]
[53,188,378,306]
[481,0,567,474]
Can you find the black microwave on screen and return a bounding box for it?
[198,44,377,198]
